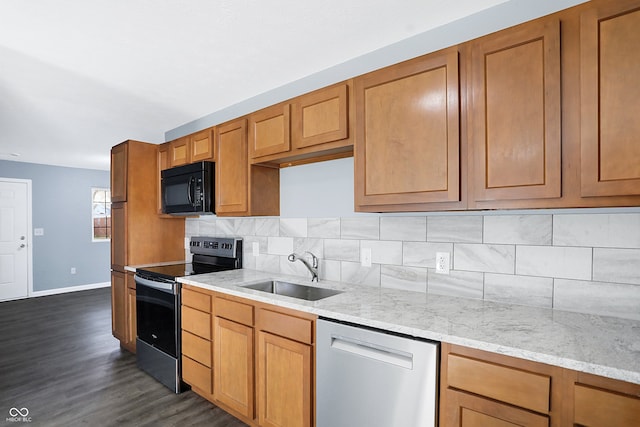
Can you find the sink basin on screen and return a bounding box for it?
[241,280,342,301]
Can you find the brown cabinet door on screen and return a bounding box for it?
[110,202,126,270]
[354,48,461,209]
[157,143,170,213]
[581,0,640,197]
[124,281,136,353]
[190,128,215,162]
[292,84,349,149]
[469,18,561,203]
[257,331,312,427]
[110,271,126,341]
[216,119,249,215]
[182,356,213,395]
[110,142,128,202]
[249,104,291,159]
[169,136,190,166]
[574,383,640,427]
[443,389,549,427]
[214,316,255,420]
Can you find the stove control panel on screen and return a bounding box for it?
[190,236,241,258]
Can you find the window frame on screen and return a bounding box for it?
[91,187,111,243]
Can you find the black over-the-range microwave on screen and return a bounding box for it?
[161,161,214,215]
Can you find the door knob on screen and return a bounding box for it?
[19,244,25,249]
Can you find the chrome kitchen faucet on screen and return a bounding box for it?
[288,251,319,282]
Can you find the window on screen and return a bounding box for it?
[92,188,111,242]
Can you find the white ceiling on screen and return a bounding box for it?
[0,0,571,171]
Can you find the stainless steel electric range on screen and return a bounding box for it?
[134,236,242,393]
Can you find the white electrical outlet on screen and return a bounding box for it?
[252,242,260,257]
[34,228,44,236]
[70,267,77,275]
[435,252,450,275]
[361,248,372,267]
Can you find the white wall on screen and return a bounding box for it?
[166,0,587,141]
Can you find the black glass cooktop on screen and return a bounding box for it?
[137,262,231,280]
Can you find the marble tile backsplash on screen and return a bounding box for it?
[186,212,640,321]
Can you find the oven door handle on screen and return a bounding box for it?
[134,274,176,293]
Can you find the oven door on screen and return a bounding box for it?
[135,275,179,358]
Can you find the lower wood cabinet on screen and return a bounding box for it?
[257,331,312,427]
[180,285,316,427]
[125,283,136,352]
[444,388,549,427]
[572,372,640,427]
[111,271,127,342]
[214,316,254,419]
[441,343,640,427]
[111,271,136,353]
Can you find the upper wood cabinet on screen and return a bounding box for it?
[190,128,215,162]
[249,103,291,159]
[468,18,561,204]
[580,0,640,197]
[109,140,184,273]
[110,202,127,269]
[216,119,248,215]
[166,128,215,168]
[292,84,348,149]
[354,48,462,212]
[110,142,128,202]
[169,136,190,167]
[216,118,280,217]
[156,143,170,214]
[248,83,354,167]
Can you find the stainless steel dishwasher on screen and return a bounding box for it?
[316,318,439,427]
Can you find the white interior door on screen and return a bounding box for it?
[0,179,30,301]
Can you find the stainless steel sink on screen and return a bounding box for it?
[241,280,342,301]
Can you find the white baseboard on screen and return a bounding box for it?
[30,281,111,298]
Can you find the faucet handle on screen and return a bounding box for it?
[304,251,319,268]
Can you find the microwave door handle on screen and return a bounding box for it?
[187,176,194,205]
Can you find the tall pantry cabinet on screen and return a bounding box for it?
[110,140,185,353]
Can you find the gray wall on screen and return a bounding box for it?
[0,160,111,292]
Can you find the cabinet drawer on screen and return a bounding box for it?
[257,308,313,344]
[447,354,550,414]
[574,384,640,427]
[182,355,212,394]
[182,330,211,367]
[214,296,254,326]
[182,306,211,339]
[182,287,211,313]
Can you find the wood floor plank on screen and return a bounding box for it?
[0,288,248,427]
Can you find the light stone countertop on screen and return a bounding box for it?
[177,268,640,385]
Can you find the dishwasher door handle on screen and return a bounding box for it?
[330,336,413,369]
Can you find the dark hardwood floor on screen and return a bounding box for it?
[0,288,248,427]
